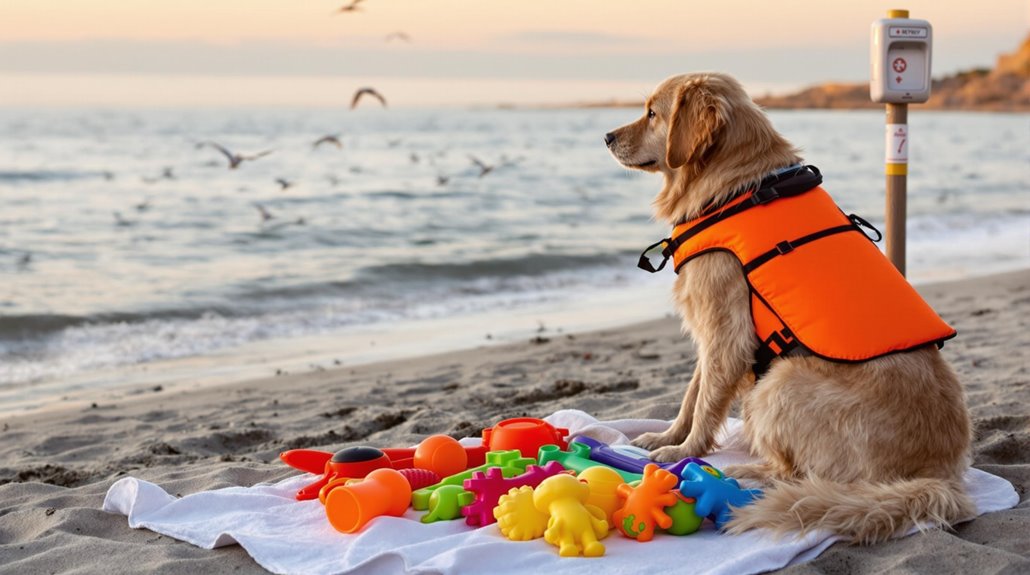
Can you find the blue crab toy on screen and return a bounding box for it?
[677,462,762,529]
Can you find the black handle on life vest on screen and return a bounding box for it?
[849,214,883,242]
[637,238,672,273]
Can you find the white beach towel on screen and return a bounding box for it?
[103,410,1019,575]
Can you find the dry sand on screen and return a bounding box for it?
[1,268,1027,574]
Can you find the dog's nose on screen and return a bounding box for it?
[604,132,616,148]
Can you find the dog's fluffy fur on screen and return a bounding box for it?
[606,72,974,544]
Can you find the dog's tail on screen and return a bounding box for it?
[724,475,975,544]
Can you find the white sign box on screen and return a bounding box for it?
[870,17,933,103]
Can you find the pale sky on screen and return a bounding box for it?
[1,0,1027,106]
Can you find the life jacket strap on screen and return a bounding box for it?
[637,166,823,274]
[753,328,801,377]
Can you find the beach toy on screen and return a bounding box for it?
[663,491,703,536]
[398,468,441,490]
[421,485,474,523]
[678,462,763,529]
[577,466,626,524]
[382,434,469,477]
[538,443,642,483]
[494,485,550,541]
[318,462,441,504]
[324,468,412,534]
[283,446,393,501]
[281,435,468,500]
[613,464,679,542]
[411,450,536,510]
[461,461,567,526]
[381,417,569,469]
[478,417,570,461]
[572,436,709,478]
[533,474,610,557]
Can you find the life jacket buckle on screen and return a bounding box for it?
[751,186,780,205]
[775,240,794,255]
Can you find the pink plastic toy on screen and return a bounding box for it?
[461,461,567,526]
[398,468,440,491]
[612,463,679,542]
[533,474,609,557]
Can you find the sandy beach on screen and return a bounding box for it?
[1,267,1027,574]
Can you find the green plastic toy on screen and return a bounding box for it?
[421,485,475,523]
[663,492,704,535]
[411,450,535,510]
[537,444,642,483]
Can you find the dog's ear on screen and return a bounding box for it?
[666,82,726,170]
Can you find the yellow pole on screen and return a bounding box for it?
[885,8,910,276]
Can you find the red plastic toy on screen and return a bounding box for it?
[281,435,467,501]
[281,418,569,501]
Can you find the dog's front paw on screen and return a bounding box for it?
[632,431,677,451]
[648,444,692,463]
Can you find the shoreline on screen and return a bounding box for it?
[0,267,1027,573]
[5,259,1028,418]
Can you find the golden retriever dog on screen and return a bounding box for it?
[605,72,974,543]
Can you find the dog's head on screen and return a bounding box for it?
[606,73,799,223]
[605,73,740,175]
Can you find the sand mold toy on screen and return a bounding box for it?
[461,461,567,526]
[533,474,610,557]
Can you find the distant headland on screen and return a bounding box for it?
[550,34,1030,112]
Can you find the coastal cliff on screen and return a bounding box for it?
[754,34,1030,111]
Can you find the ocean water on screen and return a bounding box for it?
[1,107,1027,402]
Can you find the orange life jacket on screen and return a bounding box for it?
[638,165,955,375]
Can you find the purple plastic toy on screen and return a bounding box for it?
[461,461,567,526]
[572,436,709,478]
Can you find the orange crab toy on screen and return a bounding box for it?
[612,463,679,542]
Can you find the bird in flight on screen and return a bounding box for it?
[468,155,495,178]
[312,134,343,150]
[253,203,275,223]
[335,0,364,14]
[275,178,295,191]
[112,211,135,227]
[385,31,411,42]
[202,142,274,170]
[351,87,387,109]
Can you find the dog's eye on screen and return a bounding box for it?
[647,109,656,119]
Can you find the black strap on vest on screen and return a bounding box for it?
[637,165,823,274]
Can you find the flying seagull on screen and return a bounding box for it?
[253,203,275,223]
[275,178,295,191]
[335,0,364,14]
[203,142,274,170]
[312,135,343,150]
[113,211,134,227]
[468,155,495,178]
[351,87,387,109]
